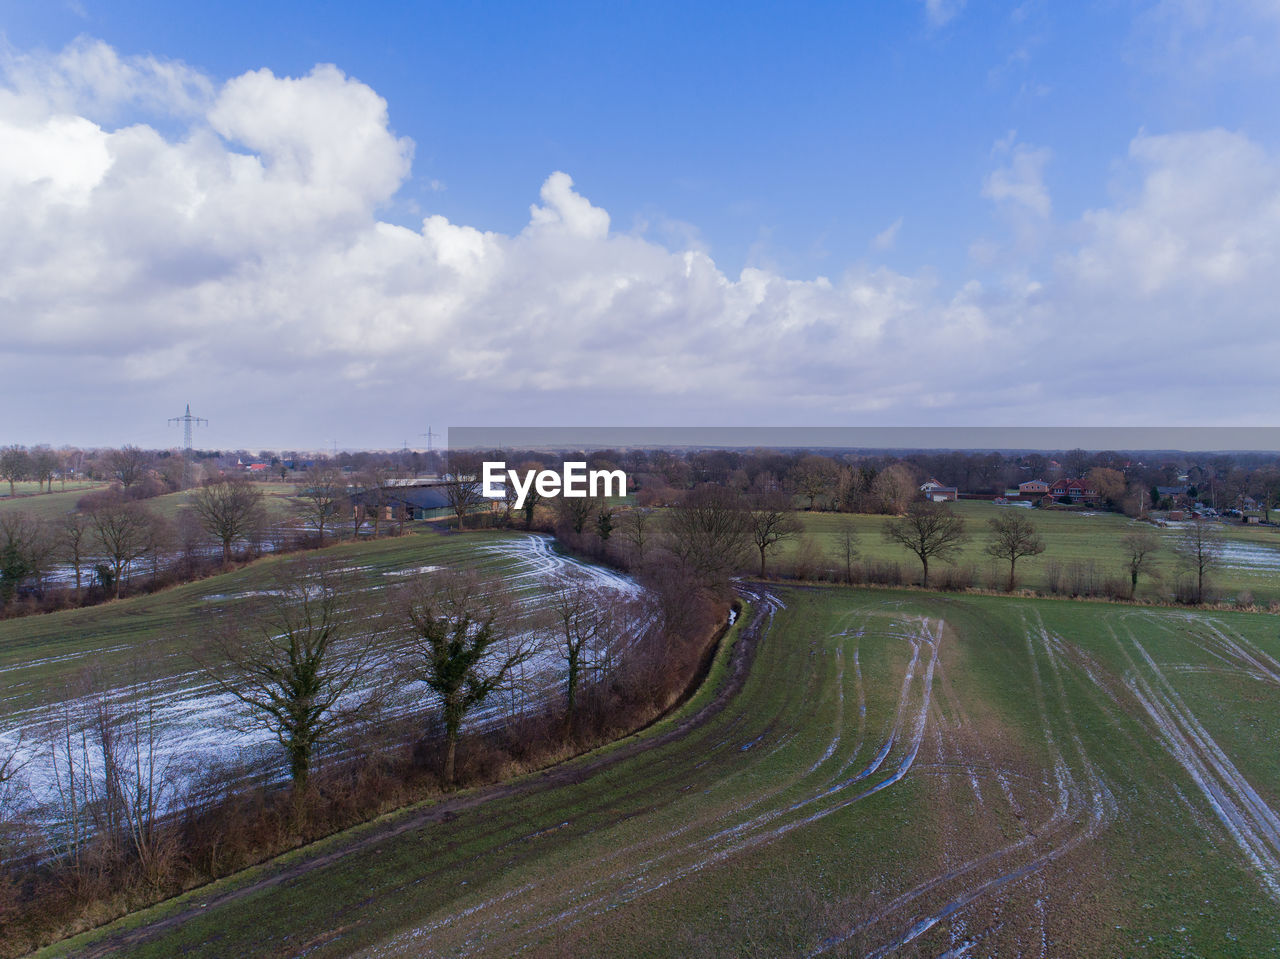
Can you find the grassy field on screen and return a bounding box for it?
[50,585,1280,958]
[0,485,108,520]
[0,529,587,719]
[0,481,101,500]
[782,500,1280,602]
[0,480,295,524]
[140,482,298,522]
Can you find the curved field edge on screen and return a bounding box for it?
[33,587,1280,958]
[28,598,752,959]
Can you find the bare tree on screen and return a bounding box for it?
[1174,519,1224,604]
[204,564,383,789]
[360,467,395,538]
[836,526,860,583]
[621,507,654,562]
[883,502,968,587]
[58,512,94,600]
[291,468,347,545]
[443,454,484,529]
[44,701,93,874]
[663,484,751,587]
[188,477,266,564]
[89,499,156,599]
[547,581,614,736]
[399,571,538,785]
[984,513,1046,592]
[0,512,48,601]
[871,463,918,515]
[0,511,53,606]
[109,445,151,490]
[30,446,59,493]
[41,674,177,882]
[0,733,30,873]
[1120,527,1161,598]
[790,455,839,510]
[0,446,28,497]
[747,492,802,577]
[1085,467,1126,508]
[143,513,176,586]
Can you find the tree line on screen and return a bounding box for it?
[0,541,725,954]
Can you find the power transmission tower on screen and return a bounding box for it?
[168,403,208,487]
[168,403,208,452]
[421,426,440,453]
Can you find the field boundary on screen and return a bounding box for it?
[37,594,761,959]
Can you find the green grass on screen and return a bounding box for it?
[781,500,1280,601]
[43,586,1280,958]
[139,481,298,522]
[0,484,108,519]
[0,530,536,716]
[0,480,100,499]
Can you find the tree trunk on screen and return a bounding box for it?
[565,654,579,738]
[1008,558,1016,592]
[920,556,929,588]
[444,733,458,785]
[290,746,310,789]
[759,546,767,578]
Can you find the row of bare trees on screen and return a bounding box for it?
[0,546,713,954]
[1,478,277,615]
[206,561,642,792]
[566,484,1229,603]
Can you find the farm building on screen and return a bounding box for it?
[1018,479,1050,495]
[348,484,457,523]
[919,478,959,502]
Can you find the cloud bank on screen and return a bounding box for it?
[1,38,1278,444]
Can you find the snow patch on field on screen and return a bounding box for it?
[0,534,642,822]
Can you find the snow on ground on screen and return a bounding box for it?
[0,534,643,821]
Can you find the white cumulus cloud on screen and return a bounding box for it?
[1,39,1279,444]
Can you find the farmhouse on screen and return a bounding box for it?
[1048,478,1097,502]
[919,478,958,502]
[1018,479,1049,496]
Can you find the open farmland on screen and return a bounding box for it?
[128,481,299,523]
[53,586,1280,958]
[785,500,1280,603]
[0,485,109,521]
[0,530,638,806]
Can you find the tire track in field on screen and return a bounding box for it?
[1111,613,1280,903]
[811,611,1116,957]
[364,604,946,958]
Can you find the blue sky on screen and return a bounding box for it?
[2,1,1280,448]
